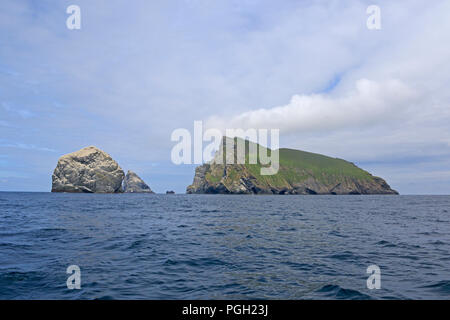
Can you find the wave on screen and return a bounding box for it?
[316,284,373,300]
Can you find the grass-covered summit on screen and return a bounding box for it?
[187,137,398,195]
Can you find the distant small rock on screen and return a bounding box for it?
[166,190,175,194]
[52,146,124,193]
[123,170,154,193]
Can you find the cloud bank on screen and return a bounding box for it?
[207,79,416,133]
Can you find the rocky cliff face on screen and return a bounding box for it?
[51,146,125,193]
[187,138,398,195]
[123,170,154,193]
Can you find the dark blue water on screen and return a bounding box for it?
[0,193,449,299]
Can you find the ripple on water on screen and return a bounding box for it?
[315,284,373,300]
[420,280,450,294]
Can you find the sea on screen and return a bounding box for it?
[0,192,449,300]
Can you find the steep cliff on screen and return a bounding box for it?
[187,138,398,195]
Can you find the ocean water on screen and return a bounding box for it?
[0,192,449,300]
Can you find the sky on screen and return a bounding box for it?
[0,0,449,194]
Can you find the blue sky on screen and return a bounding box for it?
[1,0,450,194]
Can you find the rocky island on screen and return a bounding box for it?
[187,138,398,195]
[123,170,154,193]
[51,146,153,193]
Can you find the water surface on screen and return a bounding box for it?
[0,193,449,299]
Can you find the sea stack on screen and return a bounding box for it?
[123,170,154,193]
[51,146,125,193]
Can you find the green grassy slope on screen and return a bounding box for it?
[206,137,374,189]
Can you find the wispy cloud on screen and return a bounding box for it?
[0,142,56,152]
[2,102,36,119]
[0,120,12,127]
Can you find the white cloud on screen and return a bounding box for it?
[206,78,416,133]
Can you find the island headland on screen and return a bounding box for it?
[187,137,398,195]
